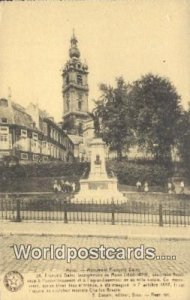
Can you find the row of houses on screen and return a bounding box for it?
[0,98,74,164]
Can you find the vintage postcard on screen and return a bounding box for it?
[0,0,190,299]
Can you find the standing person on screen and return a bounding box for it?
[61,179,65,192]
[65,180,70,193]
[57,181,62,193]
[144,181,149,192]
[180,180,185,194]
[168,181,172,194]
[136,180,141,192]
[53,180,58,193]
[171,181,176,194]
[72,181,76,193]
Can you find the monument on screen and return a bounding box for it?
[73,137,126,203]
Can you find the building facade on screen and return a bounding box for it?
[0,98,74,164]
[0,33,96,164]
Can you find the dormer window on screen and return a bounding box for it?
[0,99,8,107]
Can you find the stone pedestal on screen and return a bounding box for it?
[73,137,126,203]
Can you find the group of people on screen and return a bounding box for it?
[136,180,149,192]
[167,180,185,194]
[53,179,76,193]
[136,179,185,194]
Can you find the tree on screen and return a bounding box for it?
[128,73,182,164]
[176,107,190,174]
[95,77,135,160]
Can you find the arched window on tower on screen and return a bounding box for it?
[66,97,70,111]
[78,97,82,111]
[78,123,83,135]
[77,74,82,85]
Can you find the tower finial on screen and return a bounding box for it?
[71,29,77,44]
[69,30,80,59]
[8,87,12,100]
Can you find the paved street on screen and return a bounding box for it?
[1,234,190,275]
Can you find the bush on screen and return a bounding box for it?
[0,162,90,181]
[106,160,171,186]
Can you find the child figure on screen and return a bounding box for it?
[136,180,142,192]
[144,181,149,192]
[180,181,185,194]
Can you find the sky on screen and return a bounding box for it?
[0,0,190,122]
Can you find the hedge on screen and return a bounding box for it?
[0,162,90,179]
[0,160,171,188]
[106,160,171,186]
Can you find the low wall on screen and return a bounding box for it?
[0,189,190,203]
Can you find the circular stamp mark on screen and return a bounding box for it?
[3,271,24,292]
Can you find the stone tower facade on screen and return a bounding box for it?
[62,33,90,135]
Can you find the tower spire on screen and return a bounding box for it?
[69,30,80,59]
[8,87,12,100]
[72,28,75,38]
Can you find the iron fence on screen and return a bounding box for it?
[0,193,190,226]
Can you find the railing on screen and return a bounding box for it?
[0,193,190,226]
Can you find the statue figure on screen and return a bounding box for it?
[89,111,101,138]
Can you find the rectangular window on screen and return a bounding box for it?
[32,132,38,141]
[0,134,8,142]
[21,153,28,160]
[54,130,57,141]
[77,74,82,85]
[21,129,27,138]
[50,127,53,139]
[1,118,7,123]
[0,151,9,158]
[0,126,8,133]
[33,154,39,160]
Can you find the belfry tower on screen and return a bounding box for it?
[62,33,89,135]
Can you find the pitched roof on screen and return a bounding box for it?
[12,101,33,128]
[68,134,83,145]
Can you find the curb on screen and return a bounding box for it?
[1,221,190,240]
[1,233,190,241]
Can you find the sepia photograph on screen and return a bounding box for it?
[0,0,190,299]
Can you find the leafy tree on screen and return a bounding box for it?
[128,73,182,164]
[95,77,135,160]
[176,107,190,174]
